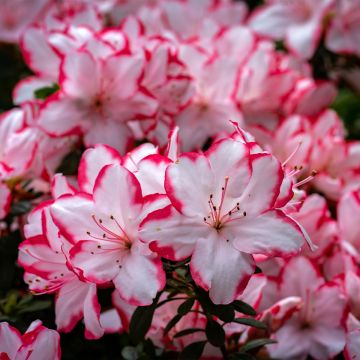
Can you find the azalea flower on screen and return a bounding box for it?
[38,46,157,152]
[338,188,360,256]
[50,163,167,305]
[249,0,335,59]
[326,0,360,56]
[0,0,49,43]
[140,137,307,304]
[18,181,105,339]
[264,257,347,360]
[0,320,60,360]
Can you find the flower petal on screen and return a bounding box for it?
[190,232,255,304]
[228,210,304,257]
[165,153,214,216]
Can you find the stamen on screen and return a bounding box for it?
[217,176,229,223]
[282,141,302,167]
[110,215,129,241]
[294,171,317,188]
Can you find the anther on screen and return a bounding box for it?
[97,245,101,249]
[243,211,247,216]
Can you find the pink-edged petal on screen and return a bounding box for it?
[249,3,303,39]
[20,27,60,78]
[83,121,133,154]
[3,127,38,175]
[122,143,158,172]
[285,79,337,117]
[345,271,360,317]
[55,279,103,339]
[113,246,165,306]
[310,325,346,360]
[286,19,322,59]
[227,210,304,257]
[50,193,99,244]
[205,138,251,199]
[18,321,61,360]
[112,290,136,331]
[38,97,83,137]
[238,153,283,216]
[345,329,360,360]
[268,318,312,359]
[0,183,11,220]
[165,153,214,216]
[239,274,267,309]
[126,90,158,118]
[69,240,122,283]
[93,164,143,225]
[140,205,206,261]
[135,155,171,196]
[102,52,144,99]
[338,189,360,247]
[260,297,302,332]
[280,257,323,299]
[83,283,104,340]
[141,194,170,223]
[165,126,180,162]
[60,50,99,99]
[51,174,76,199]
[190,232,255,304]
[0,323,22,358]
[78,144,122,194]
[99,309,123,334]
[312,283,346,328]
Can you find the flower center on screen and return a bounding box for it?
[86,214,132,250]
[203,176,247,231]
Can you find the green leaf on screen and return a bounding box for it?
[177,298,194,316]
[17,300,52,314]
[197,288,214,314]
[174,328,204,338]
[121,346,138,360]
[16,294,33,308]
[240,338,277,353]
[232,300,257,316]
[205,320,225,347]
[34,84,59,99]
[129,301,157,344]
[164,314,182,335]
[233,318,267,330]
[56,148,83,176]
[214,304,235,323]
[178,341,206,360]
[10,201,32,216]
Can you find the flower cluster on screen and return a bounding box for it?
[0,1,360,359]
